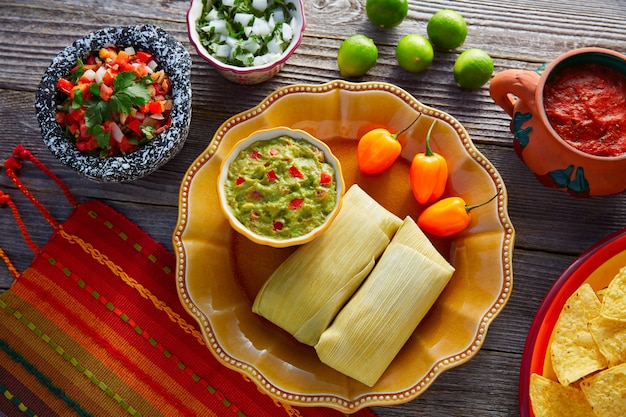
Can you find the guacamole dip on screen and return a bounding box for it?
[224,135,337,239]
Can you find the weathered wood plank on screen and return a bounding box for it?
[1,0,625,415]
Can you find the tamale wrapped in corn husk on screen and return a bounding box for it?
[315,216,455,387]
[252,184,403,346]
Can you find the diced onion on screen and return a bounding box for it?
[252,0,267,11]
[234,13,254,27]
[215,44,231,58]
[242,39,261,54]
[282,22,293,41]
[266,38,282,55]
[94,66,107,84]
[208,19,228,35]
[273,9,285,23]
[110,122,124,143]
[251,18,271,36]
[197,0,297,67]
[205,8,219,21]
[124,46,136,56]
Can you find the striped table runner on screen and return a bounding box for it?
[0,146,378,417]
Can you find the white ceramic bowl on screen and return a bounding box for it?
[187,0,306,84]
[217,127,344,248]
[35,24,192,183]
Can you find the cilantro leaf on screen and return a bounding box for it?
[122,83,151,106]
[85,99,109,130]
[109,94,132,114]
[84,70,151,133]
[71,88,84,110]
[91,125,111,150]
[113,71,137,91]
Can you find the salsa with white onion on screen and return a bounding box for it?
[55,46,173,158]
[196,0,297,67]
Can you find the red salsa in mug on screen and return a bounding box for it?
[543,62,626,157]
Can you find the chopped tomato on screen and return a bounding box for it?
[55,111,66,125]
[288,198,304,209]
[320,172,332,185]
[135,51,153,63]
[115,50,131,66]
[57,78,74,95]
[99,83,114,101]
[126,117,143,136]
[146,101,164,114]
[102,70,115,86]
[236,176,245,186]
[66,108,85,125]
[118,137,137,154]
[267,170,278,181]
[56,46,172,158]
[250,149,262,160]
[99,47,117,62]
[289,165,304,178]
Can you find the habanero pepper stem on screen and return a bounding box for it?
[410,120,448,204]
[417,188,502,237]
[356,113,422,174]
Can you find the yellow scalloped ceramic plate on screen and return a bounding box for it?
[173,80,515,412]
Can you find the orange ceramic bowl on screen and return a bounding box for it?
[217,127,344,248]
[519,227,626,417]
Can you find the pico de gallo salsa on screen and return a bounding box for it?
[55,46,173,157]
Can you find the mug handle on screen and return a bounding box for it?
[489,69,540,117]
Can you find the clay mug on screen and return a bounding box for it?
[490,47,626,197]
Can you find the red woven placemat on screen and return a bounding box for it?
[0,146,378,417]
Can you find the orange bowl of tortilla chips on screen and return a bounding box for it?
[520,227,626,417]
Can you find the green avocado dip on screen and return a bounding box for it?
[224,135,338,239]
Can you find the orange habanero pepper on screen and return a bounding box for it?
[410,120,448,204]
[357,114,421,174]
[417,189,501,237]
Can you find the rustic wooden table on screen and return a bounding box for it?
[1,0,625,415]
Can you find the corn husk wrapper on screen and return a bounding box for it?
[252,185,402,346]
[315,217,455,387]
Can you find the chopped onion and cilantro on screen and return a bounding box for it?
[55,47,173,158]
[196,0,298,67]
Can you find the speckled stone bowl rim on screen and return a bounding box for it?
[35,24,192,183]
[186,0,306,82]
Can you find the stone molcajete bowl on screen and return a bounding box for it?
[36,24,192,183]
[490,47,626,197]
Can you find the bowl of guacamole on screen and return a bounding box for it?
[217,127,344,248]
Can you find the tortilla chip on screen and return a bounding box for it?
[550,284,607,385]
[529,373,595,417]
[580,362,626,417]
[600,266,626,320]
[589,314,626,367]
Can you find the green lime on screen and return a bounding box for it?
[366,0,409,28]
[395,34,434,73]
[427,9,467,50]
[453,48,494,89]
[337,35,378,77]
